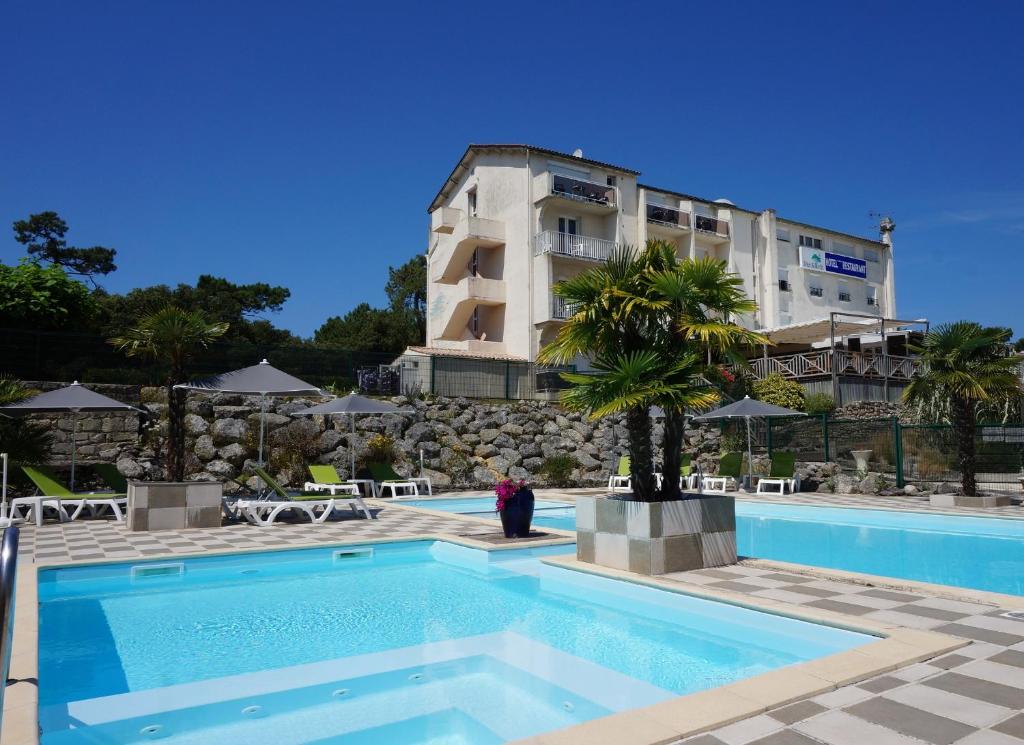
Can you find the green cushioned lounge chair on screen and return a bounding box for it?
[237,466,371,522]
[15,465,127,523]
[366,462,431,500]
[608,455,631,491]
[94,463,128,493]
[756,452,798,494]
[702,452,743,492]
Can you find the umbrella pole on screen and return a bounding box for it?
[71,412,78,492]
[258,396,267,466]
[1,452,7,519]
[350,414,356,481]
[745,415,753,491]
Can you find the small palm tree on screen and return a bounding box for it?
[0,375,53,465]
[903,322,1022,496]
[110,307,227,481]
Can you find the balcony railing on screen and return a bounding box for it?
[551,295,581,320]
[550,174,616,207]
[694,215,729,237]
[747,351,922,382]
[646,204,690,230]
[534,230,616,262]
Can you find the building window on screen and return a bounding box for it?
[809,283,824,298]
[778,267,791,292]
[799,235,822,249]
[467,187,477,217]
[864,248,880,263]
[838,282,851,303]
[776,228,791,242]
[833,241,854,255]
[866,286,878,307]
[606,175,617,187]
[558,217,578,235]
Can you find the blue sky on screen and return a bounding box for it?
[1,1,1022,339]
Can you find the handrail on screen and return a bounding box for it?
[534,230,617,262]
[747,351,921,381]
[0,525,20,719]
[646,204,691,229]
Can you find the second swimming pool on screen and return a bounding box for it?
[400,496,1024,596]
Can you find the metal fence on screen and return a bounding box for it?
[755,415,1024,488]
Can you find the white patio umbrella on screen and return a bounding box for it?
[291,392,412,479]
[692,395,806,487]
[176,359,324,466]
[0,382,141,491]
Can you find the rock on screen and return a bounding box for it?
[217,443,247,466]
[522,457,544,471]
[184,413,209,436]
[508,466,529,480]
[185,398,214,417]
[421,468,451,488]
[116,458,145,479]
[934,481,959,495]
[205,460,236,479]
[485,456,510,475]
[498,448,523,466]
[474,443,498,458]
[472,465,495,484]
[903,484,919,496]
[834,474,859,494]
[492,433,516,450]
[194,434,217,460]
[858,476,878,495]
[211,418,247,446]
[405,422,434,445]
[246,412,290,432]
[318,430,345,453]
[479,428,500,444]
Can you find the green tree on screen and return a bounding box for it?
[903,322,1022,495]
[1014,337,1024,353]
[0,375,53,465]
[99,275,297,345]
[0,259,98,330]
[539,244,760,501]
[13,211,116,285]
[385,255,426,314]
[110,307,228,481]
[314,303,421,354]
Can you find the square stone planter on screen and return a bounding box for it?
[127,481,223,531]
[930,493,1011,508]
[576,493,736,575]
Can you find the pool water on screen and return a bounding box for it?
[38,540,869,744]
[402,497,577,532]
[404,497,1024,596]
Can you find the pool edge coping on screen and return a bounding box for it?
[10,532,968,745]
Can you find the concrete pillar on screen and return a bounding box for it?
[761,209,779,328]
[879,217,896,318]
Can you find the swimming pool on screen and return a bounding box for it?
[401,497,577,532]
[402,497,1024,596]
[38,540,870,744]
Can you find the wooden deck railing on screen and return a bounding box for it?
[747,351,922,381]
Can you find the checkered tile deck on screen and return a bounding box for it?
[11,493,1024,745]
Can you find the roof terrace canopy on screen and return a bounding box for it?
[758,316,927,347]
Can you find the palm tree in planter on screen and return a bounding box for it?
[903,322,1022,496]
[111,307,228,481]
[634,244,768,498]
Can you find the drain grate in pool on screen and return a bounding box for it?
[1002,611,1024,621]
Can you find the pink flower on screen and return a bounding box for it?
[495,478,527,511]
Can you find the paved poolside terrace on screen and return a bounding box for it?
[4,489,1023,745]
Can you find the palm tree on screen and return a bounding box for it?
[0,375,53,465]
[539,242,765,501]
[539,247,663,499]
[903,322,1022,496]
[637,244,767,497]
[110,307,228,481]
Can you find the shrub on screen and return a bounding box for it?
[269,422,321,482]
[365,433,398,464]
[539,454,577,486]
[803,392,836,416]
[752,374,805,411]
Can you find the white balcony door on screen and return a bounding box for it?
[558,217,580,255]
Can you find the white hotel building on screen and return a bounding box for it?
[416,144,908,397]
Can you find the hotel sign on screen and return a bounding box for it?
[800,246,867,280]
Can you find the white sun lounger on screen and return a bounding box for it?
[235,498,338,527]
[10,495,127,526]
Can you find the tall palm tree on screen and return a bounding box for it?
[110,307,228,481]
[539,247,663,499]
[903,322,1022,496]
[539,242,765,501]
[637,244,767,497]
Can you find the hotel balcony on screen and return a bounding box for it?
[645,203,691,235]
[437,276,506,339]
[551,295,581,321]
[534,230,617,263]
[535,173,617,213]
[693,214,730,244]
[430,216,506,284]
[430,206,463,234]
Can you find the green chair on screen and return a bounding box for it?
[681,453,697,489]
[608,455,631,491]
[703,452,743,492]
[756,452,798,494]
[94,463,128,493]
[249,466,372,519]
[366,462,431,499]
[16,465,126,523]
